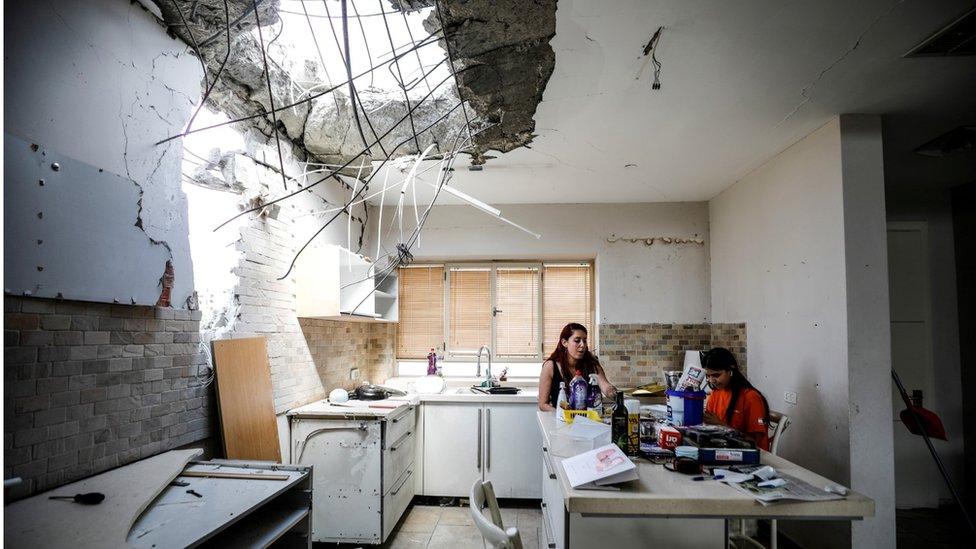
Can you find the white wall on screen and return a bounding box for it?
[710,116,895,548]
[839,114,895,549]
[381,202,710,324]
[4,0,200,306]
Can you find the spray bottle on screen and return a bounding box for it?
[585,373,600,410]
[569,369,588,410]
[556,382,569,422]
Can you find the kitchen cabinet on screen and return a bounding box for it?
[289,404,416,544]
[422,401,542,498]
[422,402,483,497]
[295,244,397,321]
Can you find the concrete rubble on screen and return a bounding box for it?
[153,0,557,168]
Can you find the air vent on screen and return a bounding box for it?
[906,7,976,57]
[914,126,976,157]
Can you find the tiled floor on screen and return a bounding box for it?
[378,503,543,549]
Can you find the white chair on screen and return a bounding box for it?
[730,410,792,549]
[768,410,791,456]
[469,479,523,549]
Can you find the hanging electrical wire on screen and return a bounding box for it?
[215,68,470,232]
[400,8,433,95]
[155,30,447,145]
[299,0,343,112]
[252,0,290,190]
[379,0,421,153]
[273,89,471,280]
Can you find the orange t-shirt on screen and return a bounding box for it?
[705,387,770,451]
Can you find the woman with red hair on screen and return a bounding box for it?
[538,323,617,412]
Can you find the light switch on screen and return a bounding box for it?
[784,391,798,406]
[349,368,360,380]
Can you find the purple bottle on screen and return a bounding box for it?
[426,348,437,376]
[568,370,588,410]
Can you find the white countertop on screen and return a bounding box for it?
[287,387,541,419]
[537,411,875,519]
[418,387,539,403]
[287,398,416,419]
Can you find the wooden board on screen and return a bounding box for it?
[4,449,202,548]
[212,337,282,462]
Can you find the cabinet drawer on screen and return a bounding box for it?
[384,430,415,492]
[382,467,415,541]
[385,406,415,448]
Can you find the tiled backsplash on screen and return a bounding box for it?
[298,319,396,391]
[598,323,747,388]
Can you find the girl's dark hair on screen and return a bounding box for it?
[547,323,600,382]
[701,347,770,426]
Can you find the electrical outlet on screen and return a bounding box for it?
[349,368,360,380]
[784,391,798,406]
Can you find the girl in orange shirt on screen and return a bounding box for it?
[702,348,771,451]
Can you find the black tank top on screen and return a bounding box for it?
[547,362,565,406]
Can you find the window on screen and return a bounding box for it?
[397,261,593,361]
[543,264,592,356]
[396,265,444,358]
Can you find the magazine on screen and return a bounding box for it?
[721,465,846,506]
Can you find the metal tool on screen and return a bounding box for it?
[48,492,105,505]
[186,489,203,498]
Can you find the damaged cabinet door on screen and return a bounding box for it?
[296,244,397,321]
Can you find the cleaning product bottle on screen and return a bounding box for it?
[585,373,600,410]
[569,370,587,410]
[426,348,437,376]
[556,382,569,421]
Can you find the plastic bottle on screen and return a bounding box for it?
[426,348,437,376]
[569,370,587,410]
[555,382,569,422]
[585,373,600,410]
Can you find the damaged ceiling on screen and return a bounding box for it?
[152,0,558,170]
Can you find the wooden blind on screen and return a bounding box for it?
[396,266,444,358]
[543,264,593,356]
[448,267,491,353]
[495,267,540,357]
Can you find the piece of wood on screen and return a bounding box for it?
[179,470,289,481]
[212,337,281,462]
[4,449,202,548]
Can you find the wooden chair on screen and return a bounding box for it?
[469,479,523,549]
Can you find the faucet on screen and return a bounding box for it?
[477,345,496,386]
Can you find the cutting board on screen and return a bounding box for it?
[212,337,281,461]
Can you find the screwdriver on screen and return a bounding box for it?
[48,492,106,505]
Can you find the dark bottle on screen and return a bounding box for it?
[611,392,629,453]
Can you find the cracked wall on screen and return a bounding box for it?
[5,0,200,308]
[181,107,388,414]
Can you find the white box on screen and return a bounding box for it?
[550,418,612,457]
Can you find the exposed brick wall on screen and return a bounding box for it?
[598,323,747,387]
[227,218,327,414]
[4,296,213,496]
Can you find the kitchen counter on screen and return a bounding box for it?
[416,387,539,404]
[537,411,874,519]
[286,387,539,419]
[287,398,415,419]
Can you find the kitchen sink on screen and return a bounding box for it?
[470,386,522,395]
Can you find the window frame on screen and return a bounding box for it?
[444,262,544,362]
